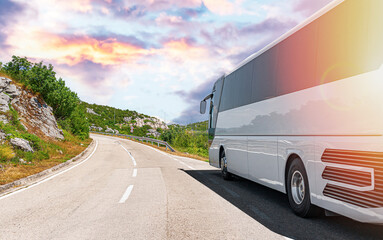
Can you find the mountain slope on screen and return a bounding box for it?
[82,102,168,137]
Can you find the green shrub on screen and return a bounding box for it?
[68,105,89,140]
[2,56,79,120]
[20,133,42,151]
[1,56,88,139]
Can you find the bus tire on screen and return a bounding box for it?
[286,157,322,217]
[220,151,232,180]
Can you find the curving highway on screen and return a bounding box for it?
[0,134,382,240]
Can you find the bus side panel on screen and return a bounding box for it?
[313,136,383,224]
[248,136,281,191]
[225,136,248,178]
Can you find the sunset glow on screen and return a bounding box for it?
[0,0,333,123]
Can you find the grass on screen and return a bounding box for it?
[0,71,11,79]
[0,121,91,185]
[0,138,91,185]
[138,140,209,162]
[0,145,15,162]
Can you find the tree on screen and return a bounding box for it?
[69,105,89,140]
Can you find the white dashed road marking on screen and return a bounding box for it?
[119,185,134,203]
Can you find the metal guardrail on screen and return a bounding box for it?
[90,131,176,152]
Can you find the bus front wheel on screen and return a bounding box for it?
[286,157,322,217]
[220,151,232,180]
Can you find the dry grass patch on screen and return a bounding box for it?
[0,138,91,185]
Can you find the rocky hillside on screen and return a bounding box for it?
[82,102,168,137]
[0,77,63,140]
[0,73,90,182]
[0,57,92,186]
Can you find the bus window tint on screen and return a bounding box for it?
[219,0,383,113]
[220,73,236,111]
[316,0,373,84]
[276,20,318,95]
[251,47,278,103]
[236,62,253,107]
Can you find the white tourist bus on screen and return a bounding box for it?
[200,0,383,223]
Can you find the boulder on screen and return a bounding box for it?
[0,77,11,89]
[0,92,10,112]
[0,131,5,140]
[10,138,34,152]
[0,115,8,124]
[86,108,100,116]
[89,125,103,132]
[105,127,114,133]
[5,84,20,98]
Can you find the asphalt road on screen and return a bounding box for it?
[0,134,382,239]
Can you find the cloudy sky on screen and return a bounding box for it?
[0,0,333,124]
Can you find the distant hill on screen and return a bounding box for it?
[82,102,168,137]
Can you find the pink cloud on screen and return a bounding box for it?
[293,0,334,16]
[156,13,184,26]
[16,32,153,66]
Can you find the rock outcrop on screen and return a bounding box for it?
[105,127,114,133]
[0,77,64,139]
[133,117,168,130]
[123,117,132,122]
[0,131,5,141]
[146,129,161,138]
[86,108,100,116]
[0,92,10,113]
[90,124,103,132]
[10,138,34,152]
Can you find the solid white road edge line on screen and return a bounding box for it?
[119,185,134,203]
[132,168,137,177]
[141,144,197,170]
[120,145,137,166]
[0,140,99,201]
[95,134,197,170]
[175,158,196,170]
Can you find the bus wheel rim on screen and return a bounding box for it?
[291,170,305,205]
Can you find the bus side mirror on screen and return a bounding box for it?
[200,100,207,114]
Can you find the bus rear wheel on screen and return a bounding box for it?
[286,157,322,217]
[220,151,232,180]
